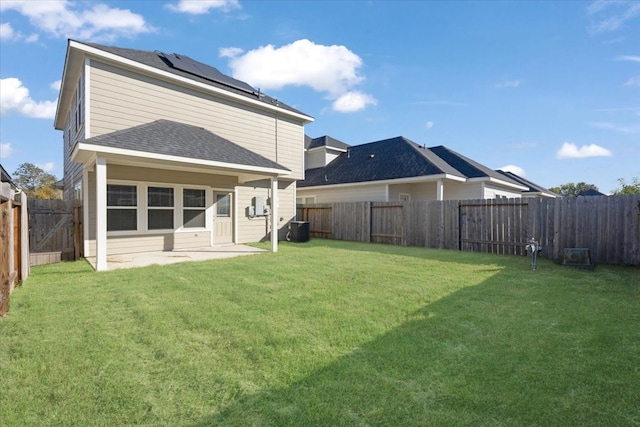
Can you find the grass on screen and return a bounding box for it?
[1,239,639,426]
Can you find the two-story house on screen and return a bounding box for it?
[54,40,314,271]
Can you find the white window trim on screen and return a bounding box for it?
[399,193,411,201]
[106,179,217,236]
[182,188,208,229]
[147,185,175,232]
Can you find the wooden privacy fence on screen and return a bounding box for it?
[297,195,640,265]
[29,199,83,266]
[1,183,29,317]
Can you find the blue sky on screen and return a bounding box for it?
[1,0,638,193]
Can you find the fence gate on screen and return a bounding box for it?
[459,199,529,256]
[29,199,81,266]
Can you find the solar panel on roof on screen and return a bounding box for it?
[161,52,256,94]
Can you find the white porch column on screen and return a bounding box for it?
[436,179,444,201]
[95,157,107,271]
[83,168,90,258]
[270,177,278,253]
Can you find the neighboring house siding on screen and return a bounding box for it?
[306,150,326,170]
[298,184,388,203]
[442,181,483,200]
[88,60,305,179]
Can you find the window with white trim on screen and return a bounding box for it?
[148,186,174,230]
[296,196,315,204]
[183,188,206,228]
[107,184,137,231]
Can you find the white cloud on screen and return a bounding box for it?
[223,39,376,113]
[37,162,55,172]
[0,20,38,42]
[50,80,62,91]
[219,46,244,58]
[616,55,640,62]
[0,142,13,158]
[495,80,521,89]
[1,77,57,119]
[587,0,640,33]
[624,76,640,87]
[499,165,526,177]
[425,121,434,129]
[589,121,639,133]
[332,92,377,113]
[166,0,240,14]
[0,22,15,40]
[556,142,612,159]
[0,0,153,41]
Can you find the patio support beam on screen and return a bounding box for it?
[95,157,107,271]
[436,179,444,201]
[270,177,278,253]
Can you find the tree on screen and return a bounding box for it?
[611,177,640,195]
[548,182,599,197]
[13,163,60,199]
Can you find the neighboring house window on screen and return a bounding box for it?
[73,180,82,201]
[216,194,231,217]
[148,186,174,230]
[399,193,411,201]
[107,184,137,231]
[296,196,315,204]
[183,188,206,228]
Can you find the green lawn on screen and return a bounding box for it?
[1,240,639,426]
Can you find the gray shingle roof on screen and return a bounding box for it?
[79,41,309,118]
[300,137,465,187]
[300,136,529,188]
[305,135,350,150]
[496,170,558,196]
[81,120,289,172]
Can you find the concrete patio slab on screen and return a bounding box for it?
[85,244,266,270]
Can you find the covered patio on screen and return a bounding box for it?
[85,244,266,270]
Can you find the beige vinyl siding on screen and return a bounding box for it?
[88,233,212,257]
[298,184,388,203]
[63,68,85,201]
[236,180,296,243]
[305,150,326,170]
[443,181,483,200]
[107,165,237,187]
[88,60,305,179]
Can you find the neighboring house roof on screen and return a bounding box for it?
[1,164,17,188]
[305,135,350,151]
[76,119,290,173]
[496,170,558,197]
[428,145,518,184]
[300,136,467,187]
[578,189,606,197]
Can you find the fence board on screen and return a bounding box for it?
[298,195,640,265]
[29,199,78,265]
